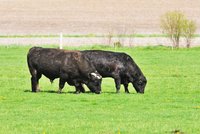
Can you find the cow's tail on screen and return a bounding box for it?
[27,47,42,73]
[27,47,42,56]
[27,46,42,59]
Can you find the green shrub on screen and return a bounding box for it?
[113,41,123,48]
[160,11,197,48]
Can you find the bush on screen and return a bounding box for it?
[182,20,196,48]
[113,41,123,48]
[160,11,196,48]
[160,11,186,48]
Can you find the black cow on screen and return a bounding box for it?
[27,47,102,94]
[81,50,147,93]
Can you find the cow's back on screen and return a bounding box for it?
[27,47,95,80]
[82,50,136,76]
[82,50,134,65]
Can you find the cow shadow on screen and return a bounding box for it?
[24,89,67,94]
[24,90,96,94]
[103,91,136,94]
[24,90,136,94]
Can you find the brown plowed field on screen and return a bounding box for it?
[0,0,200,35]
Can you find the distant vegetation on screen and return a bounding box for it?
[0,33,199,38]
[160,11,197,48]
[0,11,198,48]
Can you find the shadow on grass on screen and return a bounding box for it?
[24,90,99,94]
[100,91,136,94]
[24,90,136,95]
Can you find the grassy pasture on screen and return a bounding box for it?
[0,45,200,134]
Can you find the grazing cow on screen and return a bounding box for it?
[81,50,147,93]
[27,47,102,94]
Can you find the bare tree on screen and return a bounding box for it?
[182,20,197,48]
[160,11,186,48]
[107,31,113,46]
[128,29,136,47]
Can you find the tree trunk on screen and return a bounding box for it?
[175,37,180,48]
[186,39,190,48]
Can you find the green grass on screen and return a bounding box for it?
[0,45,200,134]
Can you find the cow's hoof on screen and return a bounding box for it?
[32,89,40,93]
[125,91,130,94]
[74,91,81,94]
[116,90,120,93]
[95,91,101,94]
[57,91,62,94]
[81,90,85,93]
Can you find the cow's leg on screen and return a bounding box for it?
[36,73,42,92]
[79,84,85,93]
[124,83,129,93]
[30,69,40,92]
[114,77,121,93]
[89,87,95,93]
[74,83,85,94]
[58,79,65,94]
[31,76,37,92]
[74,86,81,94]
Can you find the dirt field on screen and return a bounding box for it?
[0,0,200,35]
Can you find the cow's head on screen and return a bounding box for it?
[86,71,102,94]
[126,63,147,94]
[131,75,147,94]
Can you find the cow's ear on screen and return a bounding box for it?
[89,72,102,80]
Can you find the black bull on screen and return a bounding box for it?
[27,47,102,94]
[81,50,147,93]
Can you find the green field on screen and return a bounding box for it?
[0,45,200,134]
